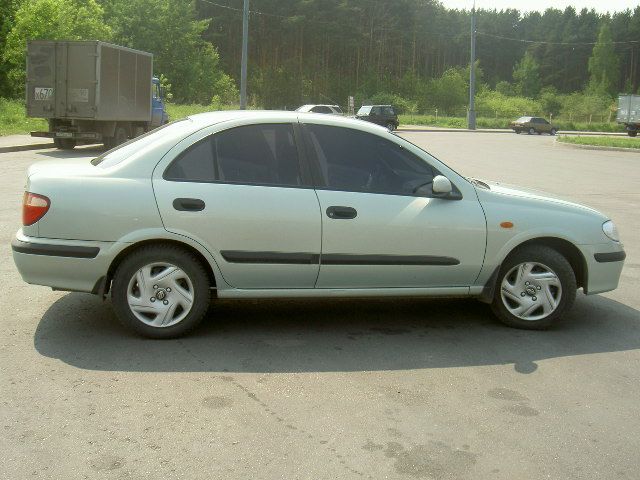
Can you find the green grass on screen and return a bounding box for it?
[556,135,640,149]
[0,99,241,136]
[0,98,47,136]
[399,114,625,133]
[166,103,239,121]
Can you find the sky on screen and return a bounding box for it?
[438,0,638,14]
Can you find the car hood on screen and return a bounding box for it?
[477,180,603,216]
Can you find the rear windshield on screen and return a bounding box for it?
[357,106,372,115]
[91,119,190,168]
[333,106,343,114]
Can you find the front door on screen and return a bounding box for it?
[153,122,321,289]
[303,123,486,288]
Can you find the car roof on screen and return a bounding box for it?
[186,110,389,134]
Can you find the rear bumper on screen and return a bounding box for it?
[578,243,626,295]
[11,230,115,293]
[31,131,101,141]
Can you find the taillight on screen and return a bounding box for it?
[23,192,50,226]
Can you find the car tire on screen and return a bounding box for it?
[528,127,535,135]
[514,129,521,134]
[490,245,576,330]
[111,244,211,339]
[54,138,76,150]
[386,122,396,131]
[628,131,637,137]
[550,128,557,136]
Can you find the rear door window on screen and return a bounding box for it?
[164,124,303,187]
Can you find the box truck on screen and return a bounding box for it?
[616,94,640,137]
[26,40,168,149]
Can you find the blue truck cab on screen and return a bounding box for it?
[151,77,169,127]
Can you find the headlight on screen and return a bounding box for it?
[602,220,620,242]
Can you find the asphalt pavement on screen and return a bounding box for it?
[1,132,638,479]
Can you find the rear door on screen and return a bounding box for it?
[153,122,321,289]
[65,42,97,118]
[26,42,56,119]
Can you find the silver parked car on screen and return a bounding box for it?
[12,111,625,338]
[295,104,343,115]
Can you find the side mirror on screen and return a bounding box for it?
[432,175,452,195]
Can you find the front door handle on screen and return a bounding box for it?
[326,206,357,220]
[173,198,205,211]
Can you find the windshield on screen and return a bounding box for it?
[334,106,343,114]
[515,116,532,122]
[91,119,190,168]
[357,106,372,115]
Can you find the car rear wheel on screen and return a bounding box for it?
[491,245,576,330]
[514,129,521,134]
[628,131,638,137]
[386,122,396,131]
[111,245,210,338]
[528,127,535,135]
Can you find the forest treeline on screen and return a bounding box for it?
[1,0,639,118]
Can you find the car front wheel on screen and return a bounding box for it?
[550,128,557,135]
[491,246,576,330]
[111,245,211,338]
[528,127,535,135]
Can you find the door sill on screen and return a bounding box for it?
[218,286,471,299]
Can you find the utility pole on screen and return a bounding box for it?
[468,1,477,130]
[240,0,249,109]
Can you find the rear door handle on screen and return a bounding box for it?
[173,198,205,211]
[326,206,357,220]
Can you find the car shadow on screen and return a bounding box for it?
[34,293,640,374]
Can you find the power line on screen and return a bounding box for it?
[477,31,640,46]
[198,0,292,20]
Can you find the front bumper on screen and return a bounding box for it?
[578,243,626,295]
[11,230,116,293]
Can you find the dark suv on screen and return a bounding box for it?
[356,105,399,130]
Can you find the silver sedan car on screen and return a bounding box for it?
[12,112,626,338]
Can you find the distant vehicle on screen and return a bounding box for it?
[616,94,639,137]
[27,40,168,150]
[356,105,399,130]
[12,111,625,338]
[296,104,343,115]
[510,116,557,135]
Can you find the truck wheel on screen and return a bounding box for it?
[54,138,76,150]
[114,126,128,146]
[628,131,638,137]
